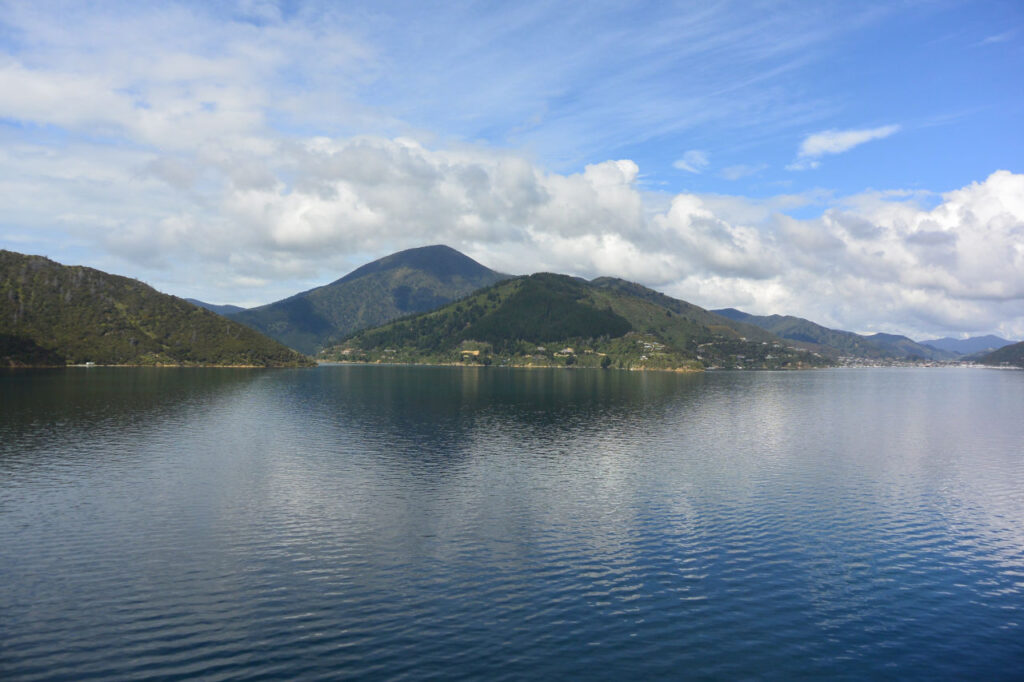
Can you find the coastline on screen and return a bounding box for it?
[321,359,707,373]
[3,362,314,369]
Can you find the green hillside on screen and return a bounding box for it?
[230,245,509,354]
[712,308,958,360]
[713,308,889,358]
[978,341,1024,368]
[863,333,959,361]
[1,250,314,367]
[593,279,781,344]
[323,273,828,371]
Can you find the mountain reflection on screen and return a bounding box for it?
[2,366,1022,680]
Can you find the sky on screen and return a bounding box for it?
[1,0,1022,340]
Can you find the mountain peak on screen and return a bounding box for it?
[324,271,826,370]
[230,245,509,354]
[333,244,500,286]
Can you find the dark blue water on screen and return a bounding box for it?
[1,366,1022,680]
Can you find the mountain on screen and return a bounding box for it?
[977,341,1024,368]
[323,273,828,371]
[229,245,509,354]
[712,308,890,358]
[712,308,959,361]
[920,335,1013,355]
[186,299,247,316]
[592,280,781,344]
[863,333,959,361]
[0,250,313,367]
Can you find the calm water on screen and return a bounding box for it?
[1,366,1022,680]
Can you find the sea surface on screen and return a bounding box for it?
[1,366,1022,680]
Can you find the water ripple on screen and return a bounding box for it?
[2,367,1023,680]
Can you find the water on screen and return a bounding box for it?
[1,366,1022,680]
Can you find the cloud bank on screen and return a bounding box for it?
[4,123,1021,338]
[1,2,1021,340]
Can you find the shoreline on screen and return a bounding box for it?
[320,359,737,373]
[5,361,1016,372]
[3,363,313,369]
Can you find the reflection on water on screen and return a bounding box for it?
[1,366,1023,680]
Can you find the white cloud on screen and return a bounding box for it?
[673,150,709,174]
[792,124,901,167]
[785,158,821,171]
[719,163,767,180]
[10,120,1021,337]
[1,3,1020,337]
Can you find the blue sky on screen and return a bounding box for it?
[1,0,1022,339]
[329,1,1022,196]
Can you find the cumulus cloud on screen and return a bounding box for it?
[788,124,901,170]
[673,150,709,174]
[683,170,1024,336]
[1,5,1020,338]
[60,142,1024,335]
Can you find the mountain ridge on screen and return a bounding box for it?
[186,299,247,316]
[712,308,958,360]
[863,332,959,361]
[0,250,313,367]
[323,273,828,371]
[229,245,509,354]
[920,334,1013,355]
[978,341,1024,368]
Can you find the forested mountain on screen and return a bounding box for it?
[920,335,1013,355]
[713,308,891,358]
[863,333,958,361]
[0,250,313,367]
[323,273,827,371]
[186,299,246,316]
[978,341,1024,368]
[713,308,958,360]
[592,280,780,344]
[230,245,509,354]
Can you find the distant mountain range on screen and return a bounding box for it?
[712,308,892,358]
[323,272,828,370]
[227,245,509,354]
[920,335,1013,355]
[0,250,312,367]
[4,244,1016,371]
[859,332,959,362]
[711,308,1011,361]
[186,299,247,316]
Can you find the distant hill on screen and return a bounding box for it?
[977,341,1024,368]
[0,250,313,367]
[712,308,889,359]
[920,335,1013,355]
[863,333,958,361]
[186,299,247,316]
[712,308,959,361]
[323,273,828,371]
[230,245,509,354]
